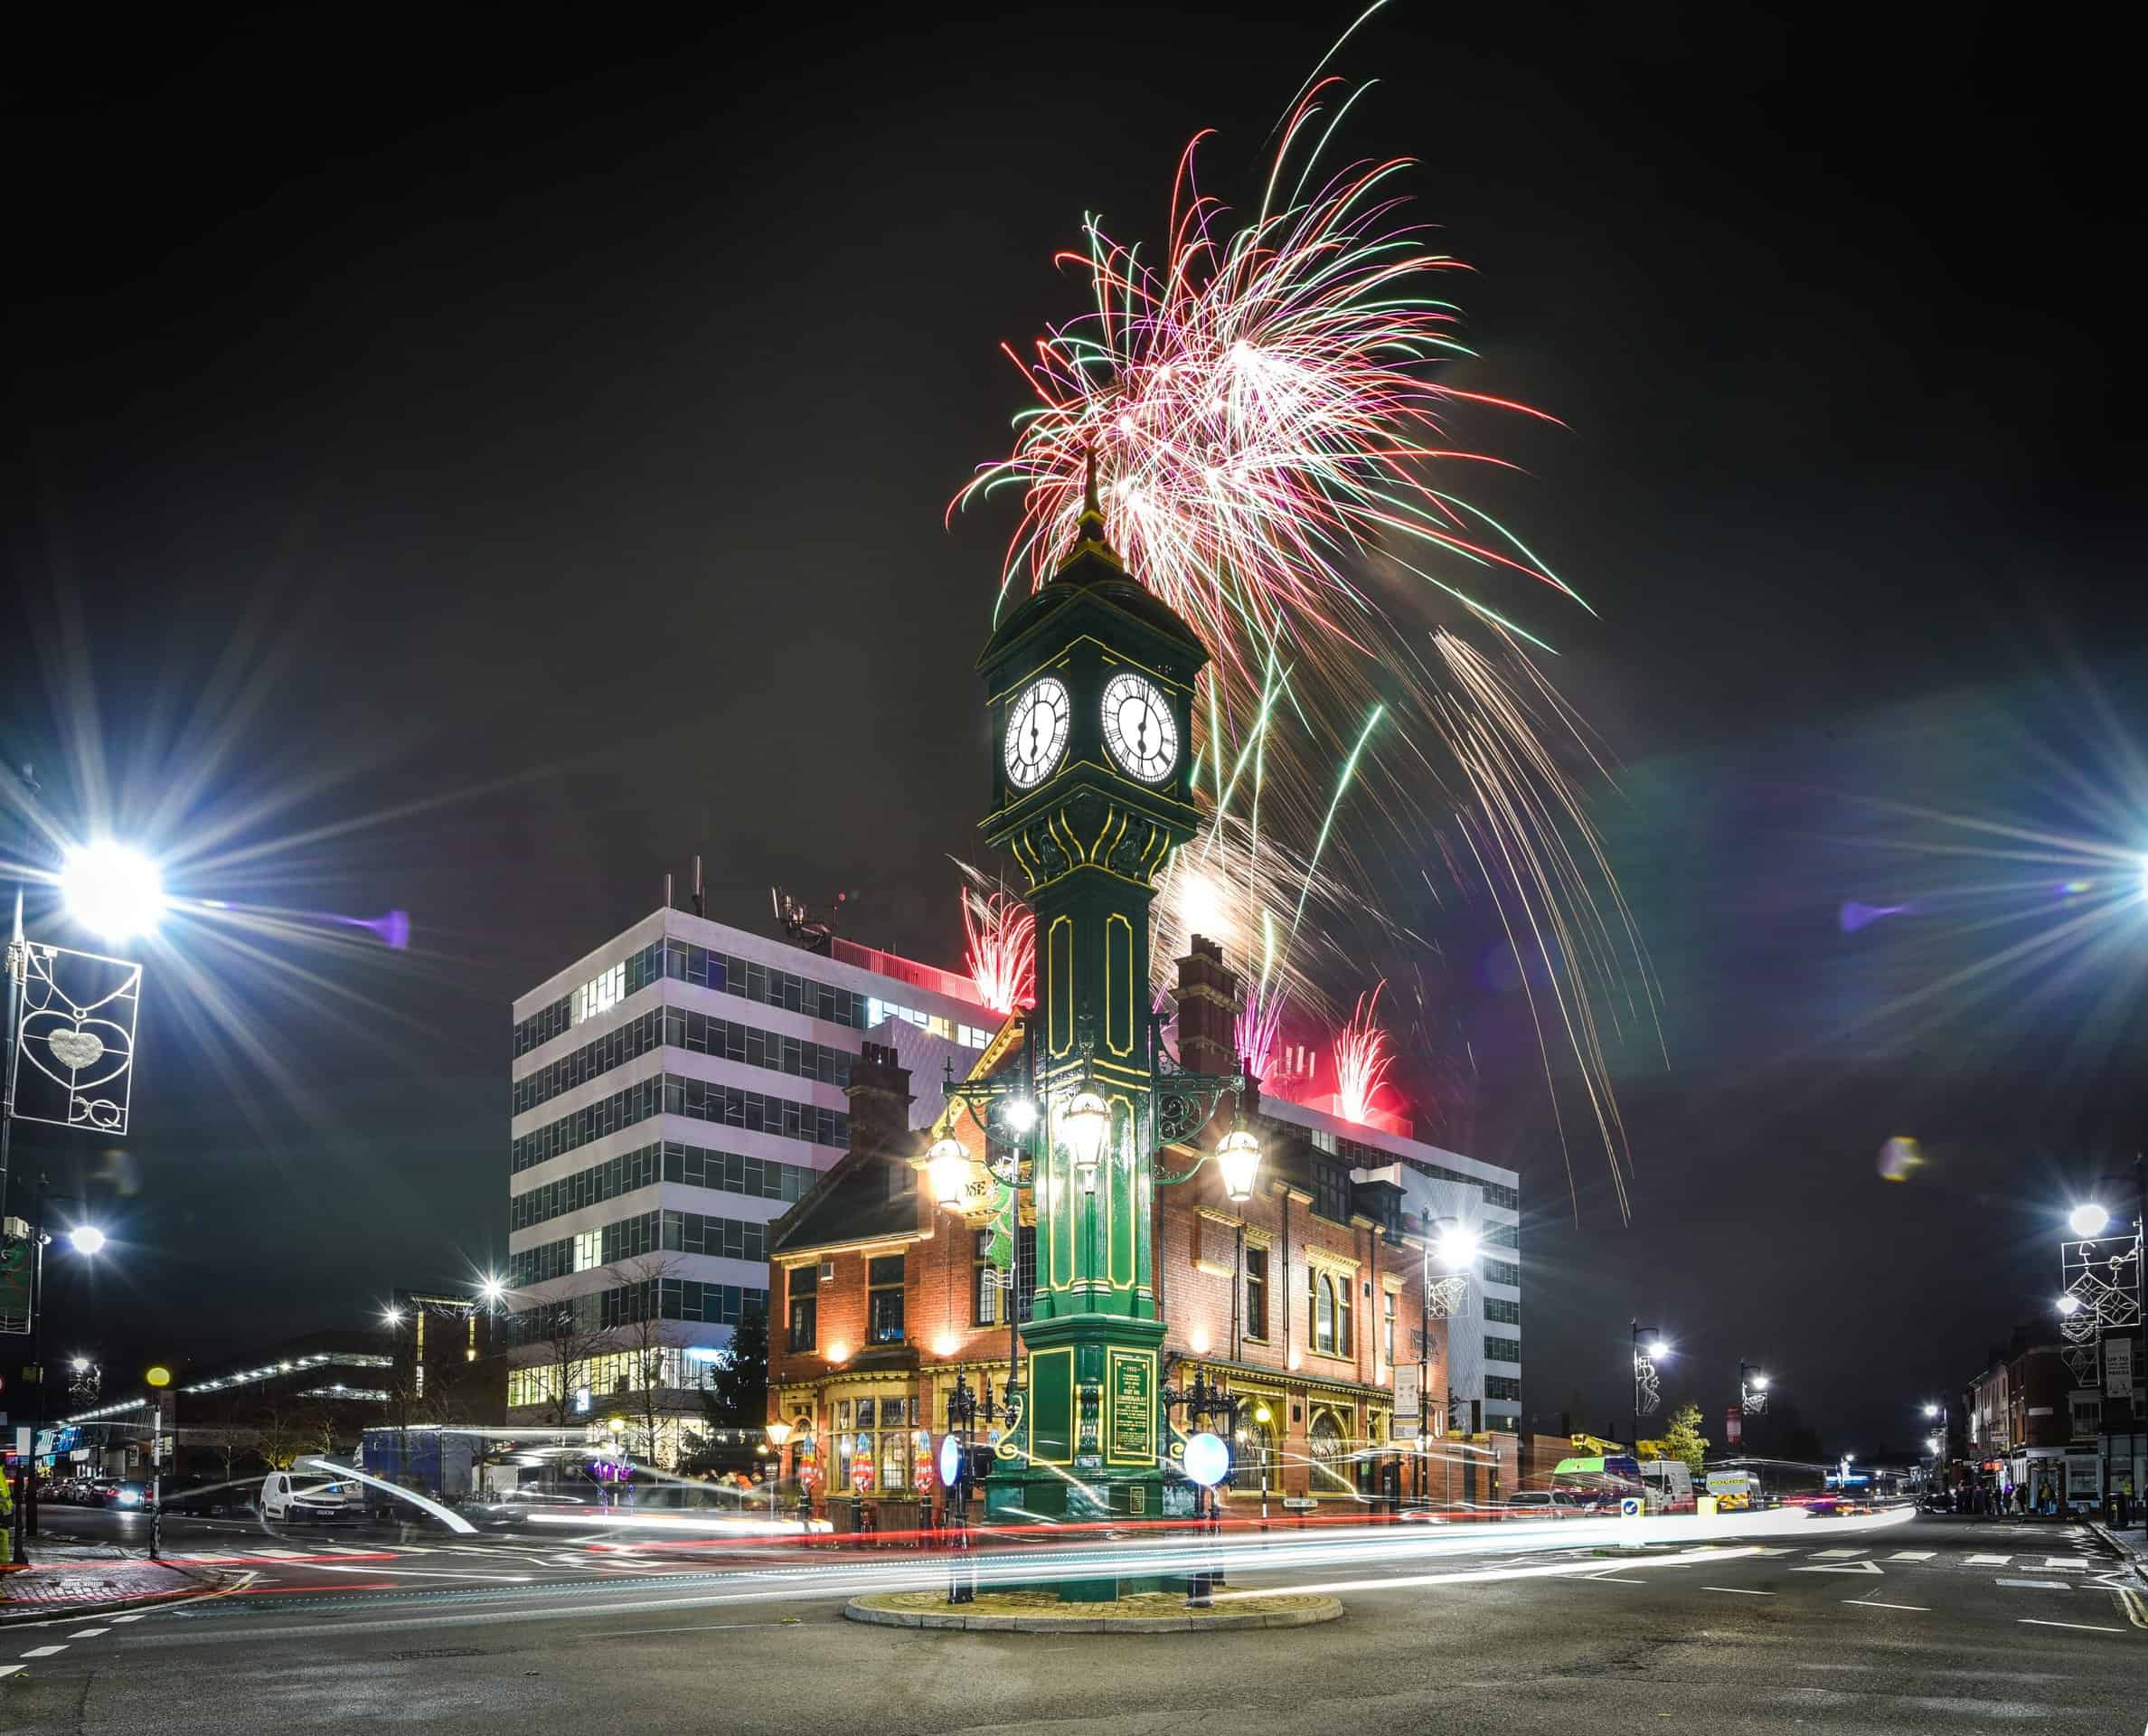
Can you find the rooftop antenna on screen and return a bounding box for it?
[664,871,674,912]
[692,855,705,918]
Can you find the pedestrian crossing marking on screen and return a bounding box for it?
[1888,1551,1936,1561]
[1813,1548,1869,1559]
[1964,1553,2011,1565]
[1749,1546,1801,1557]
[1995,1578,2071,1590]
[2040,1558,2091,1571]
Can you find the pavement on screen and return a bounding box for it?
[1,1507,2142,1732]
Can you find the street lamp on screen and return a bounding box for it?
[1632,1323,1667,1451]
[476,1276,505,1307]
[1923,1401,1941,1420]
[1001,1095,1037,1135]
[2057,1292,2082,1316]
[65,1223,107,1256]
[2069,1202,2110,1239]
[58,841,165,944]
[927,1136,970,1207]
[1061,1086,1109,1186]
[1433,1222,1479,1271]
[1214,1126,1262,1203]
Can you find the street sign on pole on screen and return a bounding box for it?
[2107,1337,2134,1400]
[1393,1364,1421,1433]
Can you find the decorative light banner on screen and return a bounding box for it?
[13,940,143,1135]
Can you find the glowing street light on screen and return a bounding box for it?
[1923,1401,1942,1420]
[1214,1126,1262,1203]
[2058,1292,2083,1316]
[59,840,165,944]
[1752,1373,1771,1391]
[1648,1338,1672,1362]
[476,1276,506,1306]
[1433,1222,1480,1272]
[1001,1095,1038,1135]
[66,1223,108,1256]
[927,1136,970,1207]
[2068,1202,2110,1239]
[1060,1087,1110,1179]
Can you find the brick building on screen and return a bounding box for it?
[767,944,1458,1515]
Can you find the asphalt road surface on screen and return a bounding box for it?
[5,1509,2143,1734]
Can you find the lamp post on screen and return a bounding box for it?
[2057,1174,2143,1532]
[1418,1217,1477,1508]
[1631,1324,1668,1454]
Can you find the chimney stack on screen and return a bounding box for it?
[844,1040,918,1161]
[1172,936,1247,1129]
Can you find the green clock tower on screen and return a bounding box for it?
[975,467,1210,1532]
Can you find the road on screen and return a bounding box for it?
[5,1508,2143,1733]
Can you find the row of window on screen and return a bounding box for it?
[506,1347,726,1410]
[1483,1221,1519,1250]
[1484,1374,1522,1403]
[514,939,878,1058]
[514,936,999,1061]
[1482,1258,1521,1288]
[1325,1132,1522,1213]
[1483,1335,1522,1365]
[512,1205,777,1288]
[510,1073,848,1174]
[511,1140,815,1231]
[504,1279,768,1344]
[512,1005,859,1117]
[1483,1296,1521,1326]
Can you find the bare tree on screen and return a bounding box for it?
[606,1254,683,1472]
[531,1295,614,1432]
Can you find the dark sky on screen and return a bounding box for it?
[5,3,2142,1457]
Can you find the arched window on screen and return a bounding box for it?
[1309,1410,1343,1467]
[1315,1274,1336,1354]
[1236,1410,1279,1484]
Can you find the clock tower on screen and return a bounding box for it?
[976,462,1209,1524]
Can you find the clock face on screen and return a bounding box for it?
[1101,672,1179,784]
[1004,676,1071,790]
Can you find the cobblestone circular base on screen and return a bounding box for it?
[843,1589,1342,1633]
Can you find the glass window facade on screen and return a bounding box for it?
[1482,1258,1521,1288]
[867,1254,906,1344]
[1484,1373,1522,1403]
[513,1006,858,1117]
[1244,1246,1268,1340]
[1484,1335,1522,1366]
[510,1075,847,1173]
[504,1280,768,1343]
[1483,1296,1521,1325]
[510,1140,815,1231]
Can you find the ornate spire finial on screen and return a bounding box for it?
[1079,444,1105,539]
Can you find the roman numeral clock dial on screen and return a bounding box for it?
[1101,672,1178,784]
[1004,675,1071,790]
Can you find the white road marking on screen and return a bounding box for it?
[1749,1546,1802,1557]
[1704,1586,1775,1596]
[1887,1551,1936,1561]
[1813,1548,1869,1558]
[107,1615,145,1624]
[68,1628,108,1638]
[1997,1579,2072,1590]
[306,1563,535,1584]
[1964,1553,2012,1565]
[1793,1559,1883,1575]
[1845,1599,1929,1611]
[2020,1618,2124,1634]
[18,1646,67,1657]
[0,1665,24,1677]
[2040,1558,2091,1571]
[1588,1575,1649,1584]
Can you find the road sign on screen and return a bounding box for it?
[1619,1496,1643,1517]
[1281,1495,1318,1511]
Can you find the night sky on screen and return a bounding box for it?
[5,3,2142,1458]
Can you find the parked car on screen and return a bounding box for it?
[1499,1490,1587,1518]
[161,1475,252,1517]
[259,1469,364,1524]
[104,1480,155,1510]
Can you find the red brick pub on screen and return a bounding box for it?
[767,941,1447,1524]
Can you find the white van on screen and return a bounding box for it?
[260,1469,363,1524]
[1640,1459,1694,1513]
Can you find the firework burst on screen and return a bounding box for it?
[1333,980,1396,1126]
[958,28,1662,1214]
[958,878,1036,1014]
